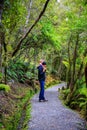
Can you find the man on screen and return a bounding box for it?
[37,61,48,102]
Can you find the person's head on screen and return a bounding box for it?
[42,61,46,67]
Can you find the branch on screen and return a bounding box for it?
[25,0,32,26]
[75,47,87,84]
[12,0,50,57]
[24,0,33,33]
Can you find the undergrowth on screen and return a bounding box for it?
[59,86,87,120]
[0,83,35,130]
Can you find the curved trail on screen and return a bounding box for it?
[28,83,86,130]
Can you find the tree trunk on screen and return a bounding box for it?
[0,0,4,23]
[24,0,33,33]
[25,0,32,27]
[67,34,72,88]
[0,1,7,84]
[0,0,4,76]
[75,47,87,85]
[70,34,79,91]
[33,48,37,77]
[85,63,87,88]
[57,56,62,78]
[0,30,2,73]
[3,40,7,84]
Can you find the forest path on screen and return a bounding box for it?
[28,83,86,130]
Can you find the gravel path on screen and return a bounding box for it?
[28,83,87,130]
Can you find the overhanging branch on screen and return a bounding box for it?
[12,0,50,57]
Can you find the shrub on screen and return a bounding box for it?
[7,60,29,82]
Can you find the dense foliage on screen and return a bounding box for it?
[0,0,87,129]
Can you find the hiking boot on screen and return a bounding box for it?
[43,99,48,102]
[39,99,43,102]
[39,99,48,102]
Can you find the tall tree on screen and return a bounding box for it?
[0,0,4,73]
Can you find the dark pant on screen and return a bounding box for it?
[39,80,45,100]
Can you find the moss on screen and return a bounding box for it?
[0,84,10,92]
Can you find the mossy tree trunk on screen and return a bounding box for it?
[0,1,7,84]
[67,34,72,88]
[85,63,87,88]
[0,0,4,78]
[0,28,2,73]
[3,36,7,84]
[69,34,79,92]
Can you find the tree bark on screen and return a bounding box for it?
[12,0,50,57]
[0,0,4,73]
[0,0,4,23]
[0,31,2,73]
[24,0,33,33]
[57,56,62,78]
[85,64,87,88]
[67,34,72,88]
[85,65,87,88]
[25,0,32,27]
[3,40,7,84]
[70,34,79,91]
[75,47,87,85]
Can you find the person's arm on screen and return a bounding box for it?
[38,65,46,74]
[43,66,46,72]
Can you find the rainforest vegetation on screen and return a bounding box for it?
[0,0,87,129]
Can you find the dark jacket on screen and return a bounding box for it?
[37,65,46,81]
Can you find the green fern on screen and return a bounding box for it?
[79,87,87,97]
[78,97,87,108]
[70,101,79,106]
[79,102,86,108]
[78,97,87,102]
